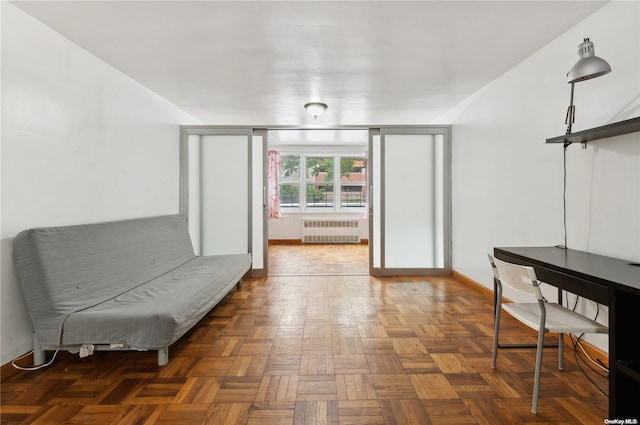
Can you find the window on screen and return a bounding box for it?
[306,157,334,208]
[278,154,367,210]
[279,156,300,207]
[340,157,366,208]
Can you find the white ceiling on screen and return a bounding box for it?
[13,1,607,130]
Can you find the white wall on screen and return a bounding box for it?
[444,1,640,352]
[0,3,200,365]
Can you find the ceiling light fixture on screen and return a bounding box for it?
[304,102,327,120]
[565,38,611,135]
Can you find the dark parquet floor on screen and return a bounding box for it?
[1,244,609,424]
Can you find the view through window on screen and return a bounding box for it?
[279,155,366,210]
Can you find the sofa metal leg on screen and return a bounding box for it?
[158,347,169,366]
[33,333,46,366]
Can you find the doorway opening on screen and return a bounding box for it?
[267,129,369,276]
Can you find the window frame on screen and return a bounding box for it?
[278,155,301,209]
[277,152,367,212]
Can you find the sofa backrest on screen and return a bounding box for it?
[13,214,196,346]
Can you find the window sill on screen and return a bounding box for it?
[281,208,366,215]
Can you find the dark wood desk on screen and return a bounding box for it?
[494,246,640,418]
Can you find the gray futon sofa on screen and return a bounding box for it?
[13,214,251,366]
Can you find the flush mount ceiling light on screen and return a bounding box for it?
[304,102,327,120]
[564,38,611,135]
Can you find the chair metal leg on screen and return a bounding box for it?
[492,299,501,369]
[558,332,564,370]
[532,329,545,414]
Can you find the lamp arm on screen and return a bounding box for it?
[565,83,575,135]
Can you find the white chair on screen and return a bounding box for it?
[488,255,608,414]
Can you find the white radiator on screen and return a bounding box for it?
[301,219,361,244]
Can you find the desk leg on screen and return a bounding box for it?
[558,287,563,305]
[494,277,560,349]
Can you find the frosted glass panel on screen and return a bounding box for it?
[252,134,264,269]
[372,134,381,269]
[384,134,444,268]
[187,135,201,255]
[200,135,249,256]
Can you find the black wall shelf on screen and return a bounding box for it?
[546,116,640,145]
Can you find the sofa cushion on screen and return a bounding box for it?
[60,254,251,349]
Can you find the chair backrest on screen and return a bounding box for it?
[488,255,544,301]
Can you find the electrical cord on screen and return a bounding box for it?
[11,350,59,371]
[571,333,609,397]
[573,333,609,374]
[555,145,609,395]
[562,291,609,395]
[562,143,568,249]
[555,145,569,251]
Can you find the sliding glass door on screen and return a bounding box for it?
[369,127,451,275]
[180,127,267,275]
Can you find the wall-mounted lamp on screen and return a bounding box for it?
[304,102,327,120]
[565,38,611,135]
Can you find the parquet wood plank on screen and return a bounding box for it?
[431,353,477,373]
[555,396,610,425]
[296,376,338,401]
[480,372,525,399]
[202,402,251,425]
[397,353,439,373]
[332,338,365,355]
[98,379,147,405]
[366,353,405,374]
[247,403,295,425]
[299,354,335,376]
[256,375,299,402]
[411,373,458,399]
[335,374,378,400]
[391,337,428,354]
[106,404,162,425]
[178,377,222,404]
[213,377,262,402]
[0,405,41,425]
[27,405,83,425]
[264,356,301,376]
[187,357,234,377]
[462,398,521,425]
[371,374,418,400]
[62,405,125,424]
[379,399,431,425]
[301,339,333,354]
